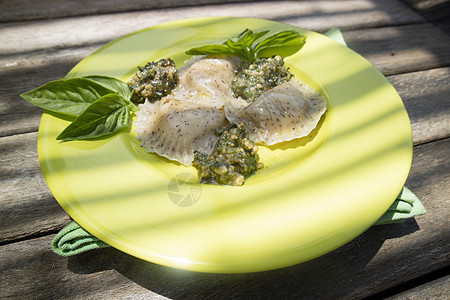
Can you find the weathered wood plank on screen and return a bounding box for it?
[8,21,449,77]
[0,0,425,56]
[0,132,71,243]
[0,0,423,28]
[388,275,450,299]
[0,46,97,137]
[1,138,448,299]
[0,0,254,22]
[343,23,450,75]
[388,67,450,145]
[0,235,167,300]
[402,0,450,22]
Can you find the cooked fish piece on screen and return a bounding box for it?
[134,97,229,165]
[172,55,239,108]
[134,56,238,165]
[225,79,327,145]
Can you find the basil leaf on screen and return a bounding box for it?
[237,29,255,47]
[255,30,306,59]
[228,29,269,61]
[56,93,134,142]
[226,39,253,61]
[185,44,235,56]
[253,30,270,41]
[185,29,305,63]
[235,28,250,39]
[20,78,117,117]
[240,29,269,47]
[83,75,132,100]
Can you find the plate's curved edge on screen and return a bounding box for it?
[37,17,414,273]
[320,27,414,154]
[315,26,414,196]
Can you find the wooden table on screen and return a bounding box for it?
[1,1,449,298]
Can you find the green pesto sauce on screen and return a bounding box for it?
[193,123,264,186]
[127,58,178,104]
[231,55,293,102]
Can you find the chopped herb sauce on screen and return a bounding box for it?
[231,55,293,102]
[127,58,178,104]
[193,123,264,186]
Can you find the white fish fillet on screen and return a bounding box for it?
[225,79,327,145]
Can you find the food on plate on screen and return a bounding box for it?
[20,28,327,186]
[170,55,239,108]
[20,75,137,142]
[193,122,264,186]
[225,79,326,145]
[128,58,178,104]
[134,95,229,166]
[231,55,293,102]
[134,55,239,166]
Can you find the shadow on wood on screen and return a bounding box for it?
[66,220,420,299]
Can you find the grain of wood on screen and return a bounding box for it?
[343,23,450,75]
[387,275,450,299]
[388,67,450,145]
[402,0,450,21]
[1,138,448,299]
[0,0,256,22]
[0,235,168,299]
[0,46,94,137]
[0,0,424,55]
[0,132,70,243]
[0,0,423,27]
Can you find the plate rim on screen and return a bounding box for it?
[38,16,413,273]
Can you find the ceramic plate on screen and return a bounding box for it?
[38,17,412,273]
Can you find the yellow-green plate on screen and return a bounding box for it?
[38,17,412,273]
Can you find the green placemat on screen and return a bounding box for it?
[52,221,109,256]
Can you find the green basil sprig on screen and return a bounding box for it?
[83,75,132,100]
[20,75,137,142]
[56,93,136,142]
[185,29,306,63]
[20,78,115,117]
